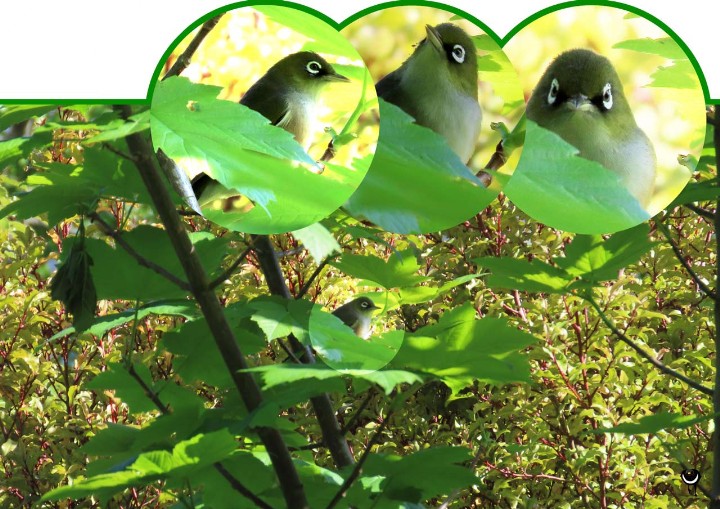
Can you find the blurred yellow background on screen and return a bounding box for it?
[164,6,378,168]
[504,5,707,215]
[342,6,526,185]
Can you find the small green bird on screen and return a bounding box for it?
[332,296,379,340]
[192,51,349,206]
[376,23,481,164]
[526,48,656,207]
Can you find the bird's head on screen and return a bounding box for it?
[408,23,478,98]
[350,296,379,317]
[527,49,636,133]
[268,51,349,94]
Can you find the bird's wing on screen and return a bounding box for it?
[375,70,420,121]
[240,77,289,126]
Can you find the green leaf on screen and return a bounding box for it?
[309,306,402,371]
[669,180,720,207]
[613,37,688,60]
[248,296,311,342]
[245,364,423,395]
[331,250,429,289]
[391,304,536,392]
[504,121,650,233]
[86,363,161,413]
[255,6,359,59]
[556,224,655,281]
[356,447,476,503]
[291,222,340,262]
[0,104,56,131]
[84,110,150,143]
[648,60,698,89]
[476,256,575,293]
[163,302,265,386]
[598,412,715,434]
[50,235,97,332]
[345,100,496,233]
[151,77,365,233]
[83,226,228,300]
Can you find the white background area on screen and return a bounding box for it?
[2,0,717,100]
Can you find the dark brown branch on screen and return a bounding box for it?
[685,203,716,221]
[88,212,192,292]
[209,246,252,289]
[251,234,355,469]
[587,296,713,396]
[711,113,720,507]
[656,220,717,300]
[115,106,308,509]
[325,410,393,509]
[163,15,224,80]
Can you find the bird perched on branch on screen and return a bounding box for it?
[376,23,481,164]
[192,51,349,207]
[526,48,656,207]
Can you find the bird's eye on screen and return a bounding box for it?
[306,61,322,75]
[548,78,560,105]
[602,82,613,109]
[361,301,369,308]
[450,44,465,64]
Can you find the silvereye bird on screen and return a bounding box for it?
[331,296,379,340]
[526,49,656,207]
[376,23,481,164]
[283,297,379,363]
[192,51,349,205]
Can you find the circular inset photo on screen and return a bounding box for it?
[341,6,525,234]
[150,5,378,234]
[503,5,706,234]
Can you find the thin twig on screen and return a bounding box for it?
[209,246,252,289]
[127,364,170,413]
[340,389,375,435]
[214,463,274,509]
[163,14,224,80]
[88,212,192,292]
[295,254,339,299]
[586,295,713,396]
[477,138,506,186]
[325,410,393,509]
[656,220,717,301]
[101,142,135,162]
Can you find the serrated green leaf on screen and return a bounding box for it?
[613,37,688,60]
[504,121,650,233]
[648,60,698,89]
[598,412,715,434]
[291,222,340,262]
[391,304,536,392]
[476,256,575,293]
[556,224,655,281]
[345,100,496,233]
[0,104,56,131]
[331,250,429,289]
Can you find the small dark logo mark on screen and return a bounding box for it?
[681,469,700,495]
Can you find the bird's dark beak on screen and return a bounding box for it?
[566,93,592,111]
[325,71,350,83]
[425,24,443,53]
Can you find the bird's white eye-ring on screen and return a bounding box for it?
[602,82,613,109]
[548,78,559,105]
[360,301,369,308]
[451,44,465,64]
[306,61,322,75]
